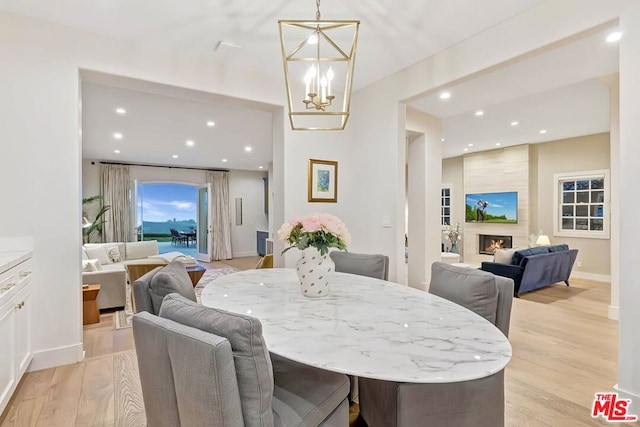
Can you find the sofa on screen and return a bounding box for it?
[480,244,578,297]
[82,240,160,309]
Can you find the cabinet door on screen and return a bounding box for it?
[14,288,31,376]
[0,305,16,413]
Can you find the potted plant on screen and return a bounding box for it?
[82,195,111,244]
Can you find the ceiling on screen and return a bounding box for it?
[409,27,619,157]
[2,1,619,166]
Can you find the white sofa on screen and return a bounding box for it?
[82,240,160,310]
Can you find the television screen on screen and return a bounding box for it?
[465,192,518,224]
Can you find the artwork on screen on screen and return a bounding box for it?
[465,192,518,224]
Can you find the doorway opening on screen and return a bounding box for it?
[136,182,198,257]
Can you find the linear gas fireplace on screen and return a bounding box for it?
[479,234,512,255]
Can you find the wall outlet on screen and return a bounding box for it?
[576,261,582,268]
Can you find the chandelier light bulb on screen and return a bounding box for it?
[307,34,318,45]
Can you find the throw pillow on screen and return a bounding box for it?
[81,259,95,272]
[494,248,519,265]
[159,294,274,427]
[106,245,123,263]
[81,259,103,272]
[84,246,111,265]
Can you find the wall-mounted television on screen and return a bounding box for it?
[465,192,518,224]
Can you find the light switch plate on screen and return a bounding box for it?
[382,215,392,228]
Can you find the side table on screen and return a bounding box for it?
[82,284,101,325]
[186,265,206,286]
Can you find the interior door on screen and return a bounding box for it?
[196,184,213,262]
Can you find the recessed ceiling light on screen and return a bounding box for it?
[186,140,195,147]
[511,121,519,126]
[540,129,547,134]
[463,148,469,152]
[441,138,445,142]
[244,146,252,152]
[206,121,215,127]
[114,149,121,154]
[468,143,474,147]
[115,108,126,115]
[606,31,622,43]
[172,154,179,159]
[222,158,228,162]
[475,110,484,117]
[258,166,264,169]
[439,92,451,100]
[113,132,123,139]
[496,143,501,146]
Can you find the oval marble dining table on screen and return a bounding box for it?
[201,268,512,384]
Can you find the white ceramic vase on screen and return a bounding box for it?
[295,247,334,298]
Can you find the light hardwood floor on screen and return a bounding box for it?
[0,269,623,426]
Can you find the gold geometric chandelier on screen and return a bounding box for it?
[278,0,359,131]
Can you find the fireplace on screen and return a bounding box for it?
[478,234,512,255]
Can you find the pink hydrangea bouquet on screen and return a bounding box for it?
[278,213,351,255]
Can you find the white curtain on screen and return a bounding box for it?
[101,164,131,243]
[207,171,233,260]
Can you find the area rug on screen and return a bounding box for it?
[114,267,239,330]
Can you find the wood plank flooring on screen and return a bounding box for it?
[0,270,625,426]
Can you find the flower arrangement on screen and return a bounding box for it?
[278,213,351,255]
[443,222,462,243]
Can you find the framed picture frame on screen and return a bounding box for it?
[308,159,338,202]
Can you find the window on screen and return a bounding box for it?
[553,170,609,239]
[441,187,451,226]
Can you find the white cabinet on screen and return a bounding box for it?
[0,254,32,416]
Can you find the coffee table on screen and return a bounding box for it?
[186,265,206,286]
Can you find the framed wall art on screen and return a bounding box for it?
[308,159,338,202]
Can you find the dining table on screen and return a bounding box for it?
[201,268,512,384]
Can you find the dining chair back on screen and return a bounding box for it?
[133,294,350,427]
[132,260,197,315]
[428,262,514,337]
[330,251,389,280]
[358,262,513,427]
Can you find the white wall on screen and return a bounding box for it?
[442,157,465,257]
[406,108,442,289]
[618,1,640,409]
[228,170,268,257]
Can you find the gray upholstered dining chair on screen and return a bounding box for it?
[358,262,514,427]
[131,260,197,315]
[330,251,389,280]
[133,294,350,427]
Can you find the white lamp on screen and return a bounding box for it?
[536,234,551,246]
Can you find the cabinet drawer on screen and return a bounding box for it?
[16,261,32,286]
[0,272,18,301]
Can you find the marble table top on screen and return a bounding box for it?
[201,268,512,383]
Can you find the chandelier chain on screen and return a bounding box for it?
[315,0,321,21]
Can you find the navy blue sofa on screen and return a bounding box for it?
[480,244,578,296]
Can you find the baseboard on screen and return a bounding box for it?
[608,305,619,321]
[613,384,640,418]
[28,342,83,372]
[570,271,611,282]
[232,251,258,258]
